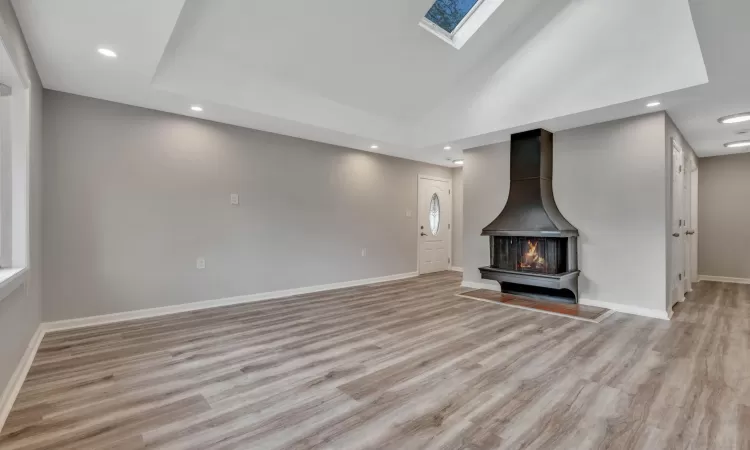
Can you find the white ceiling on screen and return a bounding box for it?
[11,0,747,164]
[663,0,750,157]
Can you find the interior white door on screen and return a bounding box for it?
[671,141,686,307]
[683,156,692,292]
[418,176,451,274]
[690,168,699,282]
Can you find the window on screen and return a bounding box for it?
[429,193,441,235]
[425,0,482,35]
[0,88,11,269]
[0,37,31,302]
[420,0,506,49]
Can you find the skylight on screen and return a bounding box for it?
[420,0,504,49]
[424,0,483,35]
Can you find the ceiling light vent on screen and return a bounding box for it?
[719,113,750,125]
[724,140,750,149]
[97,48,117,58]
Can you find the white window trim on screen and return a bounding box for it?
[0,36,30,303]
[0,267,27,301]
[0,93,11,269]
[420,0,507,50]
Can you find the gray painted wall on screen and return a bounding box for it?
[463,113,670,312]
[698,153,750,279]
[0,0,43,398]
[42,91,452,321]
[451,167,463,268]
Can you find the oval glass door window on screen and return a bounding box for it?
[429,193,440,235]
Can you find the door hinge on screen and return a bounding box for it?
[679,165,683,173]
[448,224,451,230]
[449,189,451,195]
[448,257,451,264]
[678,273,682,281]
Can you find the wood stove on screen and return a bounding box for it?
[479,129,580,303]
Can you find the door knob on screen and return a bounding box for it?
[672,233,681,237]
[420,232,428,236]
[686,230,695,235]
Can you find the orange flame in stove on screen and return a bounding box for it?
[519,240,545,270]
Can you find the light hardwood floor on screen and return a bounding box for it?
[1,272,748,449]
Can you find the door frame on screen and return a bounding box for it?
[670,138,686,307]
[690,165,699,283]
[417,174,453,275]
[683,156,696,292]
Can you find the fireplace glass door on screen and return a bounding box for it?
[491,237,567,275]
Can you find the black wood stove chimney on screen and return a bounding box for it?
[479,129,580,302]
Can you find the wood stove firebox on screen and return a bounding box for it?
[479,129,580,303]
[491,237,569,274]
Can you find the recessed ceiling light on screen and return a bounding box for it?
[453,159,464,166]
[724,140,750,148]
[190,105,203,112]
[444,146,452,151]
[97,48,117,58]
[370,145,379,149]
[646,101,661,108]
[718,113,750,124]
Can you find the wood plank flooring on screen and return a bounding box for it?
[1,272,749,449]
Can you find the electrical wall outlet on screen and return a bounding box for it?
[197,257,206,269]
[230,193,239,205]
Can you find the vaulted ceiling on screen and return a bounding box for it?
[13,0,746,164]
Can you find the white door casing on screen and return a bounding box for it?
[690,167,699,282]
[671,140,686,307]
[418,175,452,274]
[683,155,692,292]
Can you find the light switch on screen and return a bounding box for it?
[197,257,206,269]
[230,193,239,205]
[406,209,412,218]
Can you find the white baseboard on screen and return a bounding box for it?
[0,325,44,432]
[698,275,750,285]
[43,271,419,333]
[450,266,464,273]
[579,298,670,321]
[460,280,502,292]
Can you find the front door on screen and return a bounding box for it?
[671,140,686,306]
[418,176,452,274]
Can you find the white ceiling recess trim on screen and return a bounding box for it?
[43,271,419,333]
